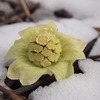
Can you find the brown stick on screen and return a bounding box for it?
[19,0,34,22]
[0,85,29,100]
[95,27,100,32]
[88,55,100,60]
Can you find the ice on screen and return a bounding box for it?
[29,59,100,100]
[89,37,100,56]
[31,0,100,19]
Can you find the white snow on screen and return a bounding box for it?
[89,37,100,56]
[32,8,58,21]
[0,0,100,99]
[31,0,100,27]
[31,0,100,20]
[0,1,13,14]
[29,59,100,100]
[82,18,100,28]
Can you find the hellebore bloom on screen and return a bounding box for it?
[4,22,86,86]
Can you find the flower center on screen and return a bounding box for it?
[27,33,62,67]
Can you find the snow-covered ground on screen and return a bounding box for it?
[0,1,13,14]
[29,59,100,100]
[32,0,100,20]
[0,19,100,100]
[31,0,100,28]
[0,0,100,99]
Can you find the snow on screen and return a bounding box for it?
[31,0,100,28]
[0,0,100,99]
[82,18,100,28]
[89,37,100,56]
[0,1,13,14]
[31,0,100,20]
[29,59,100,100]
[32,8,58,21]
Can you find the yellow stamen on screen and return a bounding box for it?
[28,33,62,67]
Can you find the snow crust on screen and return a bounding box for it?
[32,8,58,21]
[82,18,100,28]
[31,0,100,19]
[29,59,100,100]
[31,0,100,27]
[0,0,100,99]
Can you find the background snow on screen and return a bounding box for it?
[82,18,100,28]
[31,0,100,19]
[0,1,13,14]
[31,0,100,28]
[0,0,100,99]
[32,8,58,21]
[29,59,100,100]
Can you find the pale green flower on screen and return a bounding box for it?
[4,22,86,86]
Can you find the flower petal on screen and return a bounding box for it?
[7,59,25,80]
[19,27,38,43]
[37,22,57,34]
[60,45,85,61]
[7,56,47,86]
[19,22,57,43]
[20,66,47,85]
[4,41,27,63]
[56,32,86,50]
[47,61,74,80]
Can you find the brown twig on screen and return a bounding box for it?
[54,9,73,18]
[84,38,97,57]
[88,55,100,60]
[0,85,29,100]
[19,0,34,22]
[95,27,100,32]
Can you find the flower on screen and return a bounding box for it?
[4,22,86,86]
